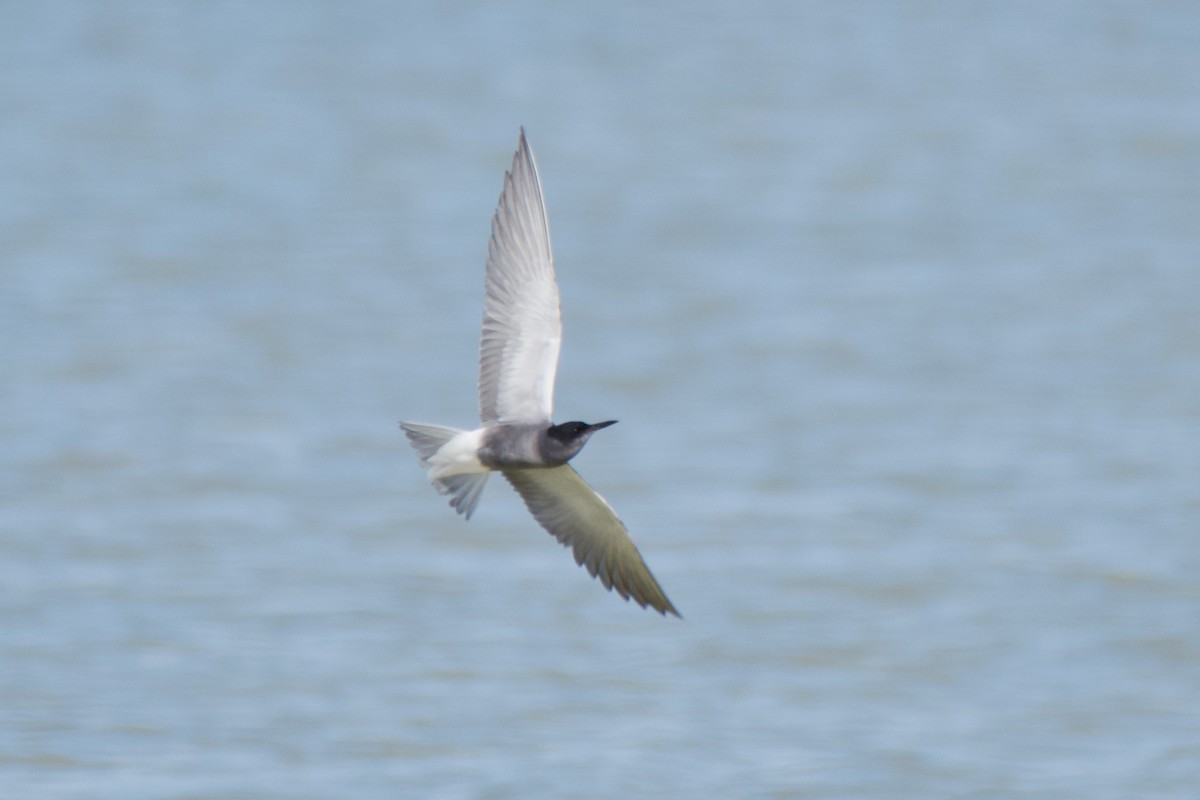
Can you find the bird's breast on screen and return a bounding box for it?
[478,424,548,468]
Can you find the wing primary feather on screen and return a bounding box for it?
[501,465,680,617]
[478,129,562,425]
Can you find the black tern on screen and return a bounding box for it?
[400,128,679,617]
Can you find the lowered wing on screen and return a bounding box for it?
[503,464,679,617]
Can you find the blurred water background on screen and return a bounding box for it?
[3,2,1199,798]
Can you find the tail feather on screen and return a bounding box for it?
[433,472,490,519]
[399,422,491,519]
[400,422,462,467]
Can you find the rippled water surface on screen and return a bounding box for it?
[3,2,1199,798]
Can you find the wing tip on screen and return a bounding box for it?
[646,597,683,619]
[635,587,683,619]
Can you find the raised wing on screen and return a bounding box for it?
[479,128,562,425]
[502,465,680,617]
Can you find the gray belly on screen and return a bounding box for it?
[478,424,547,468]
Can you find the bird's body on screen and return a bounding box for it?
[400,129,678,617]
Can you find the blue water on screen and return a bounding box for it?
[3,2,1199,797]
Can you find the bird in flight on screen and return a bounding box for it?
[400,128,679,617]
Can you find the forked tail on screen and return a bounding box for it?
[399,422,491,519]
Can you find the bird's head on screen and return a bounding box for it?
[542,420,617,463]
